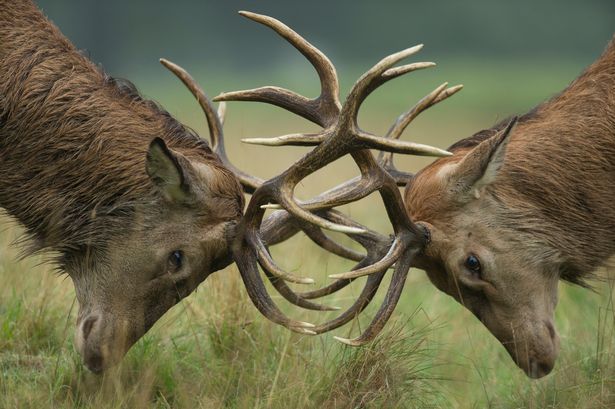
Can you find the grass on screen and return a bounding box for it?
[3,220,615,409]
[3,60,615,408]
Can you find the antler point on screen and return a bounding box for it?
[333,336,359,346]
[298,321,316,328]
[260,203,282,210]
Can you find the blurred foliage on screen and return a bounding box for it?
[33,0,615,149]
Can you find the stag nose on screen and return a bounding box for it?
[75,313,108,374]
[525,321,560,378]
[81,315,99,343]
[75,312,137,373]
[84,350,105,374]
[528,358,555,379]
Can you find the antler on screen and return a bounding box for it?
[209,11,461,344]
[163,11,460,343]
[159,59,263,194]
[161,65,395,322]
[161,57,390,313]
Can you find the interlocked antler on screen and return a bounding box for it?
[163,11,461,344]
[160,60,389,316]
[215,11,461,344]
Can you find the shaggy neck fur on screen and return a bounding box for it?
[0,0,242,255]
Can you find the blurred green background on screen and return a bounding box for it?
[35,0,615,179]
[2,1,615,408]
[38,0,615,74]
[35,0,615,175]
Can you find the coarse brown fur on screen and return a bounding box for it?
[0,0,243,254]
[405,35,615,378]
[0,0,244,372]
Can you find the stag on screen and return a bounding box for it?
[0,0,248,372]
[403,38,615,378]
[208,13,615,379]
[0,2,452,373]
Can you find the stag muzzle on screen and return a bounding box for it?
[501,319,560,379]
[75,310,138,373]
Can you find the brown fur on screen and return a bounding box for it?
[0,0,243,254]
[405,35,615,378]
[0,0,244,372]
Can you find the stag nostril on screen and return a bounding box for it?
[82,316,98,342]
[528,358,554,379]
[539,360,554,376]
[86,351,104,374]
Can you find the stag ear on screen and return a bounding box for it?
[449,117,517,201]
[146,138,193,203]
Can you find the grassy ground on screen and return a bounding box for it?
[3,60,615,408]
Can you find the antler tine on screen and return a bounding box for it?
[217,101,227,126]
[263,270,341,311]
[256,208,370,304]
[328,237,407,280]
[297,199,416,343]
[214,11,341,129]
[341,44,424,122]
[311,271,387,334]
[232,243,317,333]
[266,221,390,332]
[386,83,462,142]
[249,208,387,313]
[249,233,315,285]
[262,174,383,214]
[264,216,392,320]
[259,207,394,302]
[242,133,326,147]
[307,240,391,334]
[259,169,406,212]
[377,83,463,184]
[160,58,263,194]
[300,224,364,262]
[260,207,368,262]
[333,247,414,345]
[329,46,451,157]
[297,209,392,299]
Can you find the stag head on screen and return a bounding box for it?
[72,137,243,373]
[405,119,560,378]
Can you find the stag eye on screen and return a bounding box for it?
[465,254,482,277]
[168,250,184,272]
